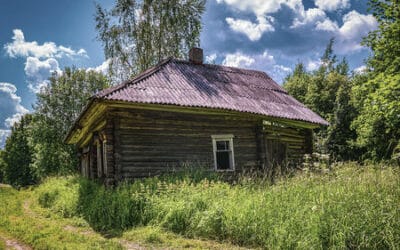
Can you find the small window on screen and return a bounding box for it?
[212,135,235,171]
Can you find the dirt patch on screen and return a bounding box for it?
[0,184,12,188]
[0,234,32,250]
[118,239,147,250]
[63,225,94,236]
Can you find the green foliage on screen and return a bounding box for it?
[283,63,310,103]
[352,73,400,160]
[95,0,206,81]
[0,150,5,182]
[283,40,357,160]
[36,165,400,248]
[350,0,400,161]
[2,115,36,187]
[36,176,80,218]
[363,0,400,75]
[30,68,109,179]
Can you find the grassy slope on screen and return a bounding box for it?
[0,181,246,249]
[1,163,399,249]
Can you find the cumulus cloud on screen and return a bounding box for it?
[291,8,327,28]
[4,29,90,93]
[218,0,302,42]
[24,57,61,93]
[4,29,87,59]
[205,53,217,63]
[86,59,110,75]
[315,0,350,11]
[0,82,29,130]
[0,129,11,148]
[306,59,322,71]
[315,19,339,32]
[291,8,377,54]
[222,51,291,83]
[0,82,29,147]
[335,11,377,53]
[216,0,302,16]
[226,16,274,41]
[353,65,367,74]
[223,52,255,67]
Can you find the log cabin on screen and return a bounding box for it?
[65,48,328,185]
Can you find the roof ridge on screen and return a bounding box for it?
[96,57,173,98]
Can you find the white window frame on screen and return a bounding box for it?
[211,134,235,171]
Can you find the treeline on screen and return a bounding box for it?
[283,0,399,163]
[0,69,109,187]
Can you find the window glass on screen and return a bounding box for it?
[216,140,229,151]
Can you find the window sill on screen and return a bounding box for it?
[215,169,235,172]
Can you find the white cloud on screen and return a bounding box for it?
[315,0,350,11]
[4,29,87,59]
[222,52,255,67]
[216,0,302,16]
[306,59,322,71]
[24,57,61,93]
[86,59,110,75]
[226,15,274,41]
[0,129,11,148]
[0,82,29,130]
[315,19,339,32]
[291,8,326,28]
[336,11,378,53]
[222,50,291,83]
[218,0,302,41]
[205,53,217,63]
[291,8,377,54]
[353,65,367,74]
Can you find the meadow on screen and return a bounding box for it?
[0,163,399,249]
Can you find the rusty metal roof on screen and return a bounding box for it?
[96,58,328,125]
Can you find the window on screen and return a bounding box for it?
[96,141,103,178]
[102,140,108,175]
[212,135,235,171]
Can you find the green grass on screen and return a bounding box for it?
[1,163,399,249]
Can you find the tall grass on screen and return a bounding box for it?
[36,163,400,248]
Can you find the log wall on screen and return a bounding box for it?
[80,107,313,181]
[109,108,260,179]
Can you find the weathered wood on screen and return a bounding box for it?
[74,104,314,182]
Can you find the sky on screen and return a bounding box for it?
[0,0,377,148]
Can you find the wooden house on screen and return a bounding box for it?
[65,48,328,184]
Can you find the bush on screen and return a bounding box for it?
[36,176,79,217]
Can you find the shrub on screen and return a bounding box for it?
[36,176,79,217]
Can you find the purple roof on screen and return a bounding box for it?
[96,58,328,126]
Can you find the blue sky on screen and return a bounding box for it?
[0,0,377,147]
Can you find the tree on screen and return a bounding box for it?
[351,0,400,161]
[2,114,35,187]
[95,0,206,82]
[283,63,310,103]
[30,68,109,178]
[362,0,400,75]
[352,73,400,160]
[283,40,357,160]
[0,150,5,182]
[326,76,358,161]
